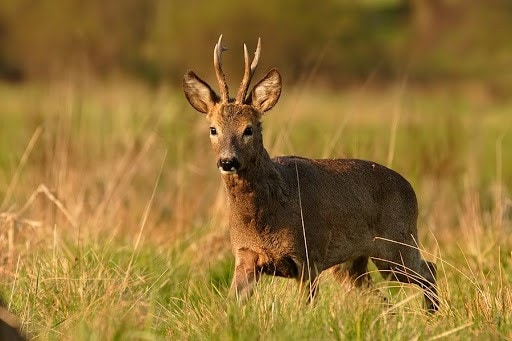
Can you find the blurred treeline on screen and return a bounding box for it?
[0,0,511,89]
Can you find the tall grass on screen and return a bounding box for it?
[0,80,511,339]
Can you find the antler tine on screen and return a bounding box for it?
[251,37,261,74]
[236,37,261,103]
[214,34,229,102]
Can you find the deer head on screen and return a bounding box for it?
[183,35,282,175]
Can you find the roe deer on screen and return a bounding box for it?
[183,35,438,312]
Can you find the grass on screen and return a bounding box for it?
[0,79,511,339]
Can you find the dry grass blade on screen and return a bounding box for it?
[294,161,312,300]
[373,236,482,295]
[429,322,474,340]
[1,184,77,228]
[1,127,43,211]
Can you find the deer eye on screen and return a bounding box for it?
[210,127,217,136]
[243,126,253,137]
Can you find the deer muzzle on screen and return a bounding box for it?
[218,157,241,175]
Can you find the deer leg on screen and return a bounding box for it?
[332,257,389,305]
[332,256,371,288]
[348,256,372,288]
[419,260,439,313]
[374,255,439,312]
[389,260,438,312]
[230,248,260,302]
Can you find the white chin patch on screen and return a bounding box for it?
[219,168,237,175]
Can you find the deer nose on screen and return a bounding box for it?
[218,158,241,174]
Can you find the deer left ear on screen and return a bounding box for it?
[247,69,281,113]
[183,71,220,114]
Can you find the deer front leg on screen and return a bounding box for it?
[230,248,260,302]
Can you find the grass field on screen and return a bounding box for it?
[1,79,511,340]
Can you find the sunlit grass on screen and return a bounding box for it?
[0,81,511,339]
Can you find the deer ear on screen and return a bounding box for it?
[183,71,219,113]
[248,69,281,113]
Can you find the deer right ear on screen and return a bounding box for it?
[248,69,282,113]
[183,71,219,113]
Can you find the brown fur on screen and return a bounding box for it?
[183,36,438,312]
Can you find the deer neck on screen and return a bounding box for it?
[222,148,288,216]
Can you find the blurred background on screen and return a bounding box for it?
[1,0,511,92]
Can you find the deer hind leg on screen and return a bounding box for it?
[419,260,439,312]
[349,256,372,288]
[332,256,372,288]
[373,253,439,312]
[230,248,260,302]
[332,256,391,305]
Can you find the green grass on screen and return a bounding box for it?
[0,80,511,339]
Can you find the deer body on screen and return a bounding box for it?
[183,36,438,311]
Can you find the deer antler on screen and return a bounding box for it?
[214,35,229,102]
[236,37,261,104]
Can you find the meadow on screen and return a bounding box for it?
[0,79,511,340]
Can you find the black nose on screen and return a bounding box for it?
[218,158,241,173]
